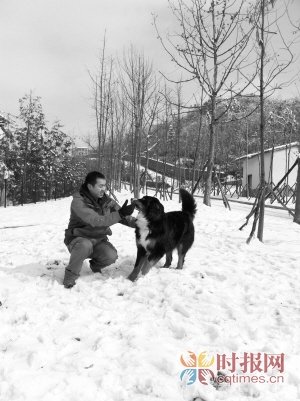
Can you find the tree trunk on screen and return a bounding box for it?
[257,0,266,242]
[145,134,149,195]
[192,104,203,191]
[204,96,216,206]
[293,157,300,224]
[204,4,218,207]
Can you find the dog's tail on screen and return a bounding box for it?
[180,188,197,219]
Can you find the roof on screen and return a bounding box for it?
[236,142,299,161]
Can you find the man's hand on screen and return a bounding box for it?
[119,200,135,218]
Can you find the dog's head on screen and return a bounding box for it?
[133,196,164,221]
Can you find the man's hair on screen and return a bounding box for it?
[84,171,106,187]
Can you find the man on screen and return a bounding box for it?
[63,171,136,288]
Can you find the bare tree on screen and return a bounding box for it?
[284,0,300,225]
[120,46,156,197]
[191,89,204,190]
[241,0,295,242]
[155,0,259,205]
[89,34,114,173]
[113,90,130,191]
[143,91,161,194]
[294,157,300,224]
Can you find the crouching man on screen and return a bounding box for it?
[63,171,135,288]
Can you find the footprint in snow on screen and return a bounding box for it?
[205,271,227,282]
[46,260,67,270]
[172,303,190,318]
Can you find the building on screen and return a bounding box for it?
[236,142,299,191]
[176,157,194,167]
[73,146,90,157]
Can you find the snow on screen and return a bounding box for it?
[0,191,300,401]
[123,160,174,184]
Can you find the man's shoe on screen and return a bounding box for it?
[89,260,102,274]
[64,283,75,289]
[63,268,78,288]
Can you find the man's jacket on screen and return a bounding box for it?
[64,185,136,246]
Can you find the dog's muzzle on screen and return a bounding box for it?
[131,199,143,211]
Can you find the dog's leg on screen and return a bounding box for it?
[163,252,173,268]
[142,248,165,275]
[128,246,147,281]
[177,253,186,269]
[141,258,158,276]
[176,244,185,269]
[140,258,152,276]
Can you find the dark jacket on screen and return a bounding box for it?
[64,185,136,246]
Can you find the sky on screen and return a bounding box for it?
[0,0,299,143]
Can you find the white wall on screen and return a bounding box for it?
[242,145,299,189]
[272,147,298,186]
[242,156,262,189]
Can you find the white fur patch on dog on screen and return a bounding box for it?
[136,211,151,249]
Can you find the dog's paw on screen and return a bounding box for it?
[127,274,137,282]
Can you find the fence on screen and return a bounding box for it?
[0,178,81,207]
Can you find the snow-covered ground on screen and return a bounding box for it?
[0,191,299,401]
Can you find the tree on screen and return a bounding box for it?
[89,34,114,173]
[18,92,45,204]
[120,46,156,197]
[0,94,85,205]
[294,157,300,224]
[243,0,295,242]
[155,0,258,205]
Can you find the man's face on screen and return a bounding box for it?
[88,178,106,198]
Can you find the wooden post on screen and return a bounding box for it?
[215,174,231,210]
[268,187,295,218]
[265,159,298,200]
[192,161,208,195]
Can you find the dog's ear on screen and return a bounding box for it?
[155,202,164,214]
[147,199,164,221]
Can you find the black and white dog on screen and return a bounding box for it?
[128,188,197,281]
